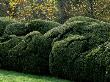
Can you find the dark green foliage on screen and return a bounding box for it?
[28,19,61,34]
[45,18,110,49]
[49,35,88,81]
[4,23,29,36]
[76,41,110,82]
[4,19,61,36]
[83,44,106,82]
[0,17,17,36]
[49,34,109,82]
[0,35,22,55]
[49,16,110,82]
[0,35,20,43]
[0,16,110,82]
[6,31,50,74]
[0,35,23,68]
[65,16,101,24]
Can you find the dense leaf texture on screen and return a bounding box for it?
[28,19,61,34]
[0,16,110,82]
[5,31,50,74]
[49,16,110,82]
[0,17,17,36]
[4,19,61,36]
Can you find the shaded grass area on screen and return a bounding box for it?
[0,70,71,82]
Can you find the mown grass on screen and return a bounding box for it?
[0,70,71,82]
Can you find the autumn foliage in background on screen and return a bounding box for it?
[0,0,110,23]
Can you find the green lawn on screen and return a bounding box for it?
[0,70,71,82]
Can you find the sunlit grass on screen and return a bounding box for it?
[0,70,71,82]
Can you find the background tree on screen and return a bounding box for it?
[0,0,110,22]
[57,0,87,23]
[0,0,10,16]
[86,0,94,18]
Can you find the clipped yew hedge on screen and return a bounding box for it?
[6,31,50,74]
[28,19,61,34]
[81,41,110,82]
[4,23,29,36]
[0,35,23,68]
[49,35,88,81]
[65,16,101,24]
[0,16,110,82]
[67,41,110,82]
[0,17,17,36]
[45,19,110,49]
[4,19,61,36]
[49,17,110,82]
[49,34,107,82]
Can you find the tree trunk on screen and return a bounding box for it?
[0,0,10,16]
[87,0,95,18]
[57,0,69,23]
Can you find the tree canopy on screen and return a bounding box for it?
[0,0,110,22]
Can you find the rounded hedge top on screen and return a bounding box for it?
[4,23,28,36]
[45,18,110,48]
[27,19,61,34]
[65,16,102,24]
[0,17,17,36]
[4,19,61,36]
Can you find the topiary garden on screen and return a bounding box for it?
[0,16,110,82]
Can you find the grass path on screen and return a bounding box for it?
[0,70,71,82]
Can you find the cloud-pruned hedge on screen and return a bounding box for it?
[0,17,17,36]
[27,19,61,34]
[49,16,110,82]
[4,19,61,36]
[4,31,50,74]
[0,16,110,82]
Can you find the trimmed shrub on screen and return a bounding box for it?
[74,41,110,82]
[49,35,88,81]
[0,17,17,36]
[65,16,101,24]
[4,19,61,36]
[0,35,21,43]
[84,41,110,82]
[4,23,29,36]
[0,35,23,68]
[45,17,110,49]
[27,19,61,34]
[50,35,110,82]
[6,31,50,74]
[49,16,110,82]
